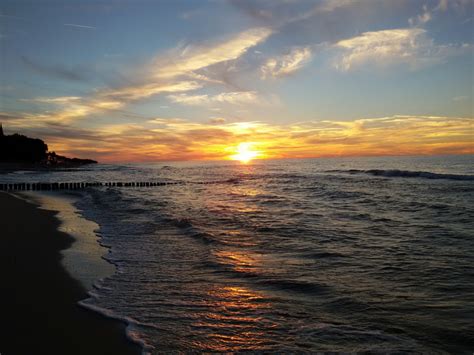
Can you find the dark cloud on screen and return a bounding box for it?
[21,55,90,82]
[229,0,419,46]
[0,112,27,122]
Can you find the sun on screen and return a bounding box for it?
[230,142,260,164]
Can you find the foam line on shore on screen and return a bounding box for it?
[78,301,155,354]
[22,191,150,354]
[19,191,115,291]
[0,192,142,354]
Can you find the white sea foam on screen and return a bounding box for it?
[16,191,149,354]
[78,300,155,355]
[20,191,115,291]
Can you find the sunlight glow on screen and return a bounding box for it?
[230,142,260,163]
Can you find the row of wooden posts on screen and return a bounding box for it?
[0,181,185,191]
[0,180,235,191]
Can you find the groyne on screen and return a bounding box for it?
[0,180,236,191]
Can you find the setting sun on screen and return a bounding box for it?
[230,142,260,163]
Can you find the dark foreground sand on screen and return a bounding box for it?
[0,192,141,355]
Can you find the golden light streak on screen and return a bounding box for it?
[4,113,472,162]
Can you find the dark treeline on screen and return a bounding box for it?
[0,125,97,166]
[0,133,48,163]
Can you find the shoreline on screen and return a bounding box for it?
[21,192,115,291]
[0,192,141,355]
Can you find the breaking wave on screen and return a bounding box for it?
[328,169,474,181]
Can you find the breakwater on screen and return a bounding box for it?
[0,180,231,191]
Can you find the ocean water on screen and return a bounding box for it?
[4,155,474,353]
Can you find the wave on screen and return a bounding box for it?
[305,251,348,259]
[167,217,219,245]
[78,300,155,354]
[256,278,330,294]
[328,169,474,181]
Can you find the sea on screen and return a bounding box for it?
[3,155,474,354]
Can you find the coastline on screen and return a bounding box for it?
[21,192,115,291]
[0,192,141,355]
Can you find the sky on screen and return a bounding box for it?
[0,0,473,162]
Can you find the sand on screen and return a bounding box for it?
[0,192,141,355]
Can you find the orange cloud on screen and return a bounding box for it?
[4,114,469,162]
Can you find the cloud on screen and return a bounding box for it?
[293,0,357,22]
[167,94,209,105]
[209,117,226,124]
[436,0,449,11]
[229,0,357,27]
[63,23,96,29]
[316,0,355,13]
[12,26,275,127]
[168,91,258,106]
[4,112,471,162]
[21,55,90,81]
[99,81,202,101]
[409,4,432,26]
[227,0,275,24]
[435,0,472,12]
[409,0,473,26]
[70,115,474,161]
[228,1,472,76]
[333,28,471,71]
[0,13,27,21]
[22,96,83,104]
[14,96,121,126]
[179,9,203,20]
[261,47,312,78]
[67,27,272,113]
[17,95,129,124]
[154,27,273,79]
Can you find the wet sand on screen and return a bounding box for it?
[0,192,141,355]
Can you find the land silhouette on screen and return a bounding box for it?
[0,124,97,168]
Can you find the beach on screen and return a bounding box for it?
[0,192,141,355]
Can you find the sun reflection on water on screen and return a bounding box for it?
[190,284,274,352]
[214,249,262,273]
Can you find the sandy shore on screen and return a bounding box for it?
[0,192,141,355]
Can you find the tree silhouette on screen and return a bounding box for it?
[0,133,48,162]
[0,125,96,166]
